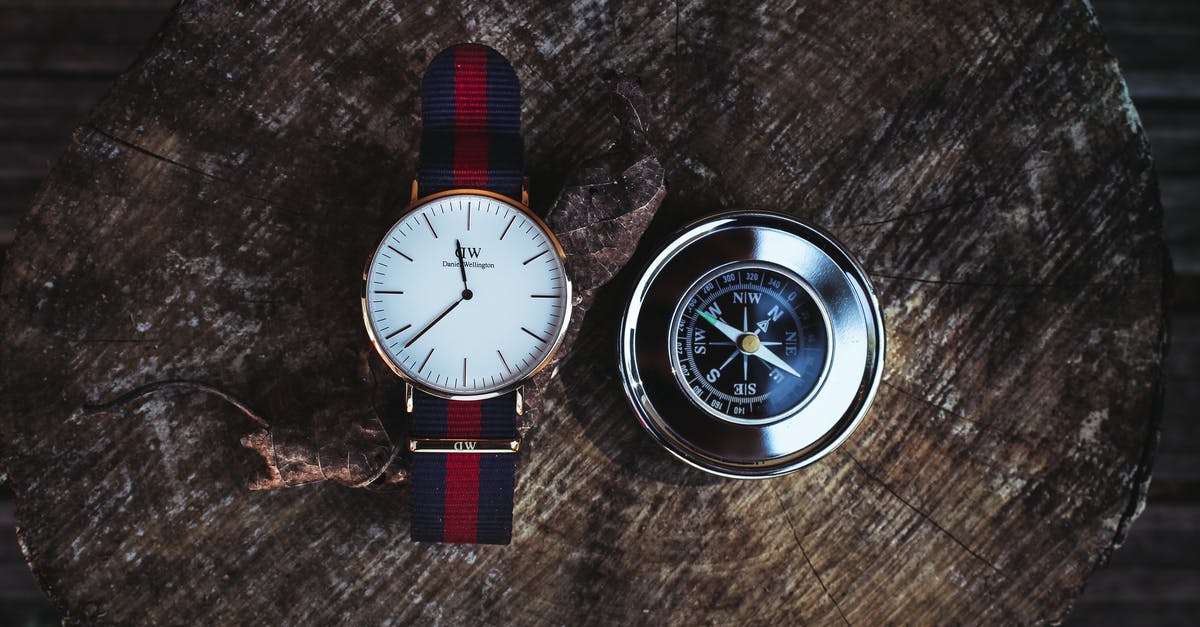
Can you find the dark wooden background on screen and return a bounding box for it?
[0,0,1195,624]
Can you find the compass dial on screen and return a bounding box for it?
[671,263,830,423]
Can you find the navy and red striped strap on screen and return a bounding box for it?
[409,43,524,545]
[417,43,523,201]
[410,394,518,544]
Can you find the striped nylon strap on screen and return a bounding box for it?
[409,43,523,545]
[417,43,523,200]
[410,394,517,544]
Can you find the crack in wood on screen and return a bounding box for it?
[846,452,1006,576]
[85,125,280,209]
[769,482,853,627]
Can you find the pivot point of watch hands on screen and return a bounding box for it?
[462,289,473,300]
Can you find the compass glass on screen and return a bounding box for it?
[670,263,830,423]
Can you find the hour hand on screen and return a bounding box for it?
[695,309,741,342]
[454,239,469,289]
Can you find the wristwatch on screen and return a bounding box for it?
[361,43,572,544]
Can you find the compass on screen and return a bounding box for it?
[671,262,831,424]
[619,212,885,478]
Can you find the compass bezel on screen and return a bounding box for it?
[618,211,885,478]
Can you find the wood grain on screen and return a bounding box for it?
[0,0,1166,624]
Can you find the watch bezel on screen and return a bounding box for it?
[361,187,573,401]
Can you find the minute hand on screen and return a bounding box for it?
[404,297,463,348]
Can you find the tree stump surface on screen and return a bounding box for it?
[0,0,1166,624]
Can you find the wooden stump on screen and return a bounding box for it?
[0,0,1166,624]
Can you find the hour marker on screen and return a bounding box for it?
[467,203,472,230]
[387,245,413,261]
[423,214,438,238]
[419,348,435,373]
[523,250,549,265]
[374,290,404,294]
[463,357,468,383]
[384,324,412,340]
[530,294,558,299]
[522,327,548,343]
[497,350,512,374]
[500,215,516,240]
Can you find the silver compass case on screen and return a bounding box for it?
[619,211,885,478]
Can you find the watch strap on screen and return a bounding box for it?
[417,43,523,200]
[409,392,518,544]
[409,44,525,544]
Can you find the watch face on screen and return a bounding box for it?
[363,192,570,396]
[670,262,830,423]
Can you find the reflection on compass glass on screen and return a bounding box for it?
[671,263,829,422]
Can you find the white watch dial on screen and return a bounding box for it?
[363,193,570,396]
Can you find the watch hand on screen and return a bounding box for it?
[752,343,804,379]
[404,297,463,348]
[695,309,742,343]
[743,305,748,333]
[454,239,471,296]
